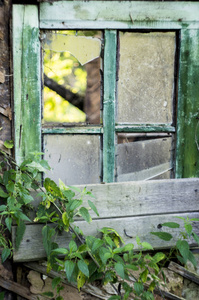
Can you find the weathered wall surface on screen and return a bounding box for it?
[0,0,12,147]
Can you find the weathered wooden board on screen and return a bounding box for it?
[176,29,199,178]
[12,212,199,262]
[13,5,41,165]
[40,1,199,29]
[12,178,199,262]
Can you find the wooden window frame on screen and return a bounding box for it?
[13,1,199,182]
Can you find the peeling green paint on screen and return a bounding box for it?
[176,29,199,178]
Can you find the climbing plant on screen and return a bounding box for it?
[0,143,199,300]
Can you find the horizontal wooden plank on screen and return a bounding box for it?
[29,179,199,220]
[40,1,199,29]
[12,212,199,262]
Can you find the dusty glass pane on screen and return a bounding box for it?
[44,134,101,185]
[42,31,102,124]
[118,32,176,124]
[116,133,174,181]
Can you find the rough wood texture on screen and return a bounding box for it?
[12,178,199,262]
[0,277,38,300]
[40,1,199,29]
[13,5,41,165]
[168,261,199,285]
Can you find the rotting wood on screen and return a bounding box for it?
[24,262,185,300]
[0,71,5,83]
[0,276,38,300]
[168,261,199,285]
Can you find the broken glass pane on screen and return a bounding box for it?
[42,31,102,124]
[117,32,176,124]
[43,134,101,185]
[116,133,174,181]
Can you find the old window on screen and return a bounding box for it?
[13,2,199,185]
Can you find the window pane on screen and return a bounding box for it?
[116,133,174,181]
[44,134,101,185]
[42,31,102,124]
[117,32,176,124]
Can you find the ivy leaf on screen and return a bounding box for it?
[15,219,26,251]
[1,248,11,263]
[77,260,89,277]
[79,207,92,223]
[4,140,14,149]
[162,222,180,228]
[65,260,75,282]
[114,262,125,279]
[88,200,99,216]
[150,232,173,241]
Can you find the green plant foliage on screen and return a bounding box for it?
[1,147,199,299]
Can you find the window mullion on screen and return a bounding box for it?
[103,30,117,183]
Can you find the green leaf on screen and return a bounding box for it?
[79,207,92,223]
[39,159,51,170]
[162,222,180,228]
[176,240,190,263]
[17,212,31,223]
[77,270,86,291]
[153,252,166,263]
[77,260,89,277]
[150,232,173,241]
[99,247,111,264]
[184,223,192,235]
[1,248,11,263]
[0,187,8,198]
[62,212,69,228]
[69,240,77,252]
[67,185,81,193]
[114,262,125,279]
[0,292,5,300]
[125,264,139,271]
[5,217,12,232]
[52,277,62,290]
[15,219,26,251]
[65,260,75,282]
[52,248,69,255]
[42,292,54,297]
[192,232,199,245]
[88,200,99,216]
[122,243,134,252]
[108,296,121,300]
[42,225,56,258]
[141,242,153,250]
[188,250,197,267]
[6,181,15,193]
[134,282,144,296]
[190,218,199,222]
[140,269,148,283]
[4,140,14,149]
[91,238,104,253]
[0,205,7,212]
[69,199,83,212]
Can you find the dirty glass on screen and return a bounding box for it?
[43,134,101,185]
[117,32,176,124]
[116,133,174,181]
[42,31,102,124]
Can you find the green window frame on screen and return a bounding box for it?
[13,1,199,183]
